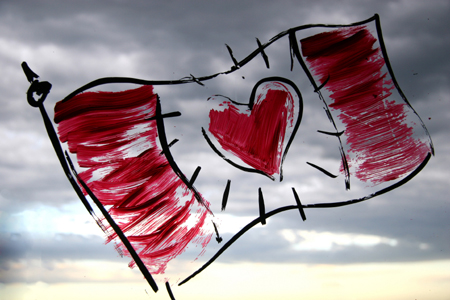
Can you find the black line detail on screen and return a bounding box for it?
[305,152,432,207]
[166,282,176,300]
[201,127,275,180]
[289,34,295,71]
[146,111,181,120]
[318,130,345,137]
[258,188,266,225]
[168,139,179,148]
[256,38,270,69]
[221,180,231,211]
[37,86,212,291]
[159,139,179,155]
[339,145,351,190]
[25,66,209,290]
[290,29,351,189]
[314,74,330,92]
[21,65,106,235]
[212,221,222,243]
[155,98,213,215]
[25,14,435,288]
[324,107,334,123]
[21,62,39,82]
[225,44,240,68]
[189,167,201,185]
[292,188,306,221]
[66,151,159,292]
[208,94,248,106]
[25,77,52,108]
[190,74,205,86]
[203,76,303,182]
[58,15,381,103]
[307,162,338,178]
[64,153,107,232]
[179,152,431,286]
[57,14,384,102]
[179,205,304,285]
[374,16,434,155]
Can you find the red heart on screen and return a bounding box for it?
[206,77,302,180]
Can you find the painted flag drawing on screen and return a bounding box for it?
[22,13,434,299]
[296,23,433,187]
[53,85,214,290]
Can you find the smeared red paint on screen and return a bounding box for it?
[208,81,296,176]
[301,26,430,184]
[54,86,212,274]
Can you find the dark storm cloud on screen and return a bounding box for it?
[0,232,139,284]
[0,233,120,264]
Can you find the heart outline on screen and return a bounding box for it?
[203,76,303,181]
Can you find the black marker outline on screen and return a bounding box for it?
[258,188,266,225]
[202,127,275,180]
[159,139,179,155]
[166,282,176,300]
[65,151,159,292]
[292,187,306,221]
[256,37,270,69]
[212,220,223,243]
[50,13,431,167]
[22,67,159,292]
[203,76,303,182]
[146,111,181,120]
[221,180,231,211]
[23,13,435,295]
[168,139,179,148]
[207,94,248,106]
[314,74,330,92]
[179,152,431,285]
[189,167,201,185]
[225,44,240,69]
[318,130,344,137]
[306,162,338,178]
[153,96,213,215]
[189,74,205,86]
[289,30,351,189]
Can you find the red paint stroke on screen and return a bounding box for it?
[54,86,212,274]
[208,81,296,176]
[301,26,430,184]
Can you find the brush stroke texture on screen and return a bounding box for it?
[54,86,212,274]
[301,26,431,184]
[208,81,297,178]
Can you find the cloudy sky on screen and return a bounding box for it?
[1,0,449,299]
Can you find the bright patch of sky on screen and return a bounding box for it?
[3,202,103,237]
[280,229,398,251]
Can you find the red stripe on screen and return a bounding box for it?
[301,26,430,184]
[55,85,212,274]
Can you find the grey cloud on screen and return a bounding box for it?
[198,224,448,266]
[0,233,121,265]
[0,0,448,285]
